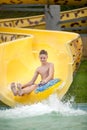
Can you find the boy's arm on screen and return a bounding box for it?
[21,69,39,88]
[42,64,54,84]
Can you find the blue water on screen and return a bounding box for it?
[0,95,87,130]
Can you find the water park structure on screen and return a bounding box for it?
[0,0,86,107]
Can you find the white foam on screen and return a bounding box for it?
[0,94,86,119]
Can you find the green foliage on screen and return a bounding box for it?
[61,5,86,11]
[64,60,87,103]
[0,11,42,19]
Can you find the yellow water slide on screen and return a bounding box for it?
[0,0,83,107]
[0,27,82,107]
[0,7,87,33]
[0,0,86,6]
[60,7,87,33]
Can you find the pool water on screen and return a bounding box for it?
[0,94,87,130]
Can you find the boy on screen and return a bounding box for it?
[11,49,54,96]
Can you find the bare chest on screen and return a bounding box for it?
[38,66,49,75]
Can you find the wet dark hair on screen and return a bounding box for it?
[39,50,48,55]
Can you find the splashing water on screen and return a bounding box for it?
[0,94,86,119]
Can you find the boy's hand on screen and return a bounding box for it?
[40,80,46,85]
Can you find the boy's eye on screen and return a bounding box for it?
[41,57,45,59]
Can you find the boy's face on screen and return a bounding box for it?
[39,54,48,64]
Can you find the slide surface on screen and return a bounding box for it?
[0,27,82,107]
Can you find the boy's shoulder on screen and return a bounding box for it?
[48,62,54,66]
[36,66,41,71]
